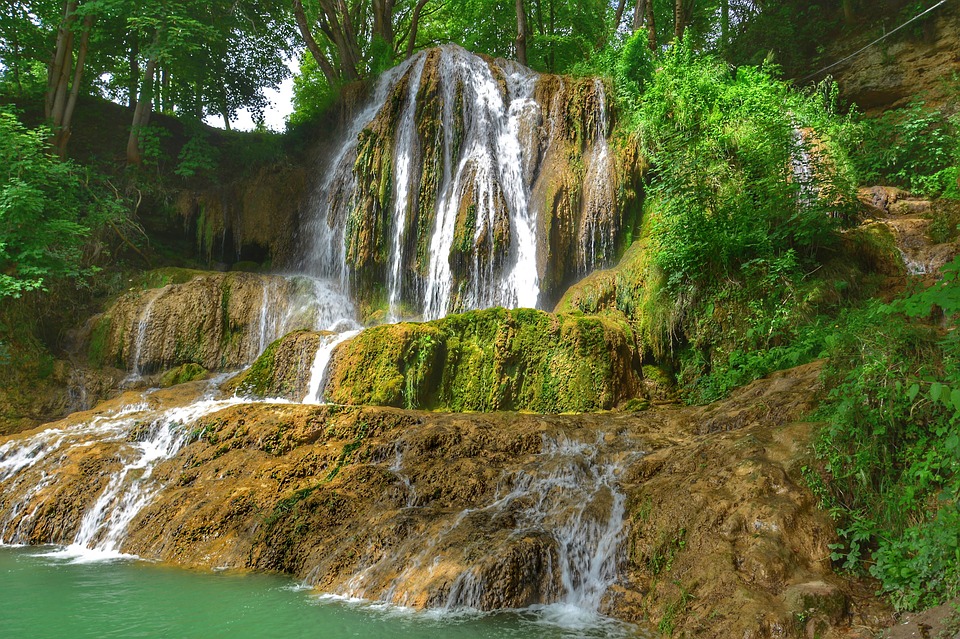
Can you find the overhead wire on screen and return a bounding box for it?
[800,0,950,82]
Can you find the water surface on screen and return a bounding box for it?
[0,547,639,639]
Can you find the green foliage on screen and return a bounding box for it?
[613,30,654,103]
[288,54,341,128]
[808,286,960,611]
[623,41,860,396]
[0,109,122,298]
[175,132,220,179]
[856,100,960,197]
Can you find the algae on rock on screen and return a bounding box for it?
[323,307,643,412]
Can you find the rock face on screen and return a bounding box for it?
[87,270,354,375]
[312,307,642,412]
[296,44,643,322]
[828,2,960,111]
[175,165,309,267]
[0,362,888,637]
[858,186,960,280]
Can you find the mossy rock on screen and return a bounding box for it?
[159,363,209,387]
[231,331,326,400]
[135,267,208,290]
[325,307,643,413]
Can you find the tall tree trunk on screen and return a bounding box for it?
[645,0,656,49]
[127,53,158,165]
[515,0,528,66]
[613,0,627,34]
[292,0,339,84]
[372,0,395,50]
[842,0,855,24]
[405,0,430,58]
[721,0,729,55]
[46,0,77,120]
[632,0,644,31]
[674,0,684,39]
[128,35,139,109]
[55,13,93,156]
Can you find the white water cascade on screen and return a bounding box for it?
[332,432,634,618]
[298,44,620,321]
[0,381,249,555]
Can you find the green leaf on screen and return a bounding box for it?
[952,388,960,414]
[931,382,944,403]
[907,383,920,402]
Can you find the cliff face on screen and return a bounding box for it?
[86,270,353,376]
[827,2,960,111]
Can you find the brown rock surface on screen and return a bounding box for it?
[0,361,895,637]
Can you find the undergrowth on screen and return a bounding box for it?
[806,258,960,612]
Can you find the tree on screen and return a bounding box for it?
[291,0,436,85]
[0,109,120,297]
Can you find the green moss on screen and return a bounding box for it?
[159,362,209,387]
[87,315,115,368]
[325,307,642,413]
[135,267,206,290]
[236,337,282,397]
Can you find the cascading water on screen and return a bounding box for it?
[129,287,164,380]
[0,381,248,555]
[331,432,634,619]
[302,329,362,404]
[297,44,620,321]
[581,80,616,274]
[386,57,428,321]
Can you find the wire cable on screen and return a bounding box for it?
[801,0,950,82]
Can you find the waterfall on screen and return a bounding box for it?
[302,329,361,404]
[129,288,164,379]
[333,432,632,617]
[581,79,616,274]
[0,382,247,555]
[386,57,428,322]
[298,44,619,322]
[297,59,421,286]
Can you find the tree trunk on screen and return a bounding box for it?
[127,53,158,165]
[55,13,93,157]
[721,0,729,55]
[128,35,139,109]
[515,0,528,66]
[632,0,644,31]
[405,0,430,58]
[292,0,339,84]
[372,0,395,50]
[674,0,684,39]
[842,0,855,24]
[613,0,627,34]
[645,0,656,49]
[46,0,77,120]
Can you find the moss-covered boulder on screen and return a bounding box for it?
[159,363,209,388]
[324,307,643,412]
[86,270,331,375]
[229,331,327,400]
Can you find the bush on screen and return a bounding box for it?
[856,99,960,197]
[0,109,122,298]
[808,271,960,611]
[627,40,860,395]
